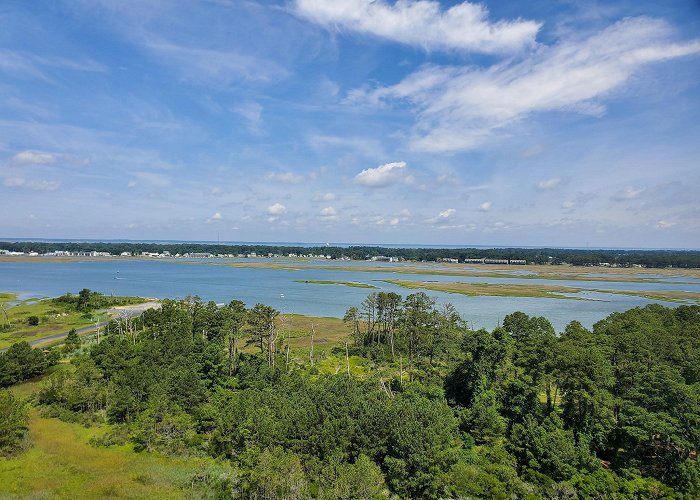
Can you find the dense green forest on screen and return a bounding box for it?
[1,294,699,498]
[2,241,700,268]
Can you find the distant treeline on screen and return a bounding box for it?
[2,241,700,268]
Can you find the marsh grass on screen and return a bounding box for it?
[1,375,232,499]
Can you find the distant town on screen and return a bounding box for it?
[0,248,533,265]
[3,242,698,268]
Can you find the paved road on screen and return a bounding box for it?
[0,301,160,353]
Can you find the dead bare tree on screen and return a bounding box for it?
[345,341,350,377]
[309,322,315,367]
[0,301,9,327]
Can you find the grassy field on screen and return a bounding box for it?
[1,374,232,499]
[0,293,149,350]
[294,279,377,288]
[277,314,349,350]
[0,295,94,349]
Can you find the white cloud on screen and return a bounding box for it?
[11,150,56,165]
[319,206,338,221]
[439,208,456,219]
[3,177,60,191]
[265,172,304,183]
[267,202,287,215]
[537,178,561,190]
[655,220,676,229]
[314,192,336,202]
[389,217,400,225]
[354,161,407,187]
[205,212,222,223]
[295,0,540,54]
[127,181,137,188]
[352,17,700,153]
[478,201,492,211]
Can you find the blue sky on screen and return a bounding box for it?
[1,0,699,247]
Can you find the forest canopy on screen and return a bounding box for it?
[4,292,693,498]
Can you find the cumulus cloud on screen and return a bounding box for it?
[267,202,287,215]
[478,201,492,211]
[389,217,399,225]
[206,212,222,223]
[295,0,540,54]
[265,172,304,183]
[319,206,337,221]
[351,17,700,152]
[439,208,456,219]
[354,161,407,187]
[3,177,60,191]
[537,178,561,190]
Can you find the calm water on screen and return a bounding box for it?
[1,258,698,332]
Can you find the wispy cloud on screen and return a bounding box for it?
[612,187,644,200]
[307,134,386,159]
[314,192,336,202]
[232,101,264,134]
[132,171,171,188]
[537,178,561,190]
[294,0,540,54]
[144,39,288,86]
[0,49,106,82]
[11,150,56,165]
[3,177,60,191]
[265,172,304,183]
[8,150,90,167]
[350,17,700,153]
